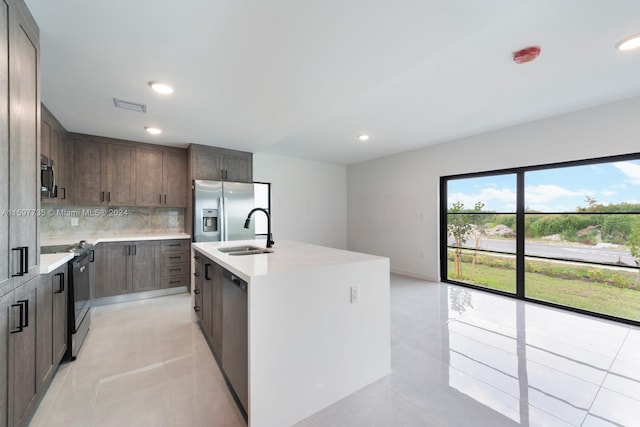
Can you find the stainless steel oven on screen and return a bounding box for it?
[68,248,93,360]
[42,241,94,360]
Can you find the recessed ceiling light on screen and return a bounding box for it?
[145,127,162,135]
[616,33,640,51]
[149,81,174,94]
[358,134,370,141]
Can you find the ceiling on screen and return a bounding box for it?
[25,0,640,165]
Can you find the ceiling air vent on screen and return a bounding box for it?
[113,98,147,113]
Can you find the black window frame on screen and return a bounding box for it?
[440,151,640,326]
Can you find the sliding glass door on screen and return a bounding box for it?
[441,155,640,324]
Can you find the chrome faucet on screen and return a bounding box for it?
[244,208,274,248]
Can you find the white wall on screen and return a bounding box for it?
[253,152,347,249]
[347,96,640,281]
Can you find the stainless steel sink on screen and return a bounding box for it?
[218,245,273,255]
[228,249,272,256]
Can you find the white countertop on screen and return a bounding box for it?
[40,253,75,274]
[40,233,191,273]
[192,239,387,282]
[41,232,191,247]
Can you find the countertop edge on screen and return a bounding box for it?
[39,253,75,274]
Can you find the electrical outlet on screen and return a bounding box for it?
[71,217,79,226]
[168,211,178,227]
[350,286,360,304]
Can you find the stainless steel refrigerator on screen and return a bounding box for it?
[193,180,255,242]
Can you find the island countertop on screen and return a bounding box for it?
[192,239,387,282]
[191,239,391,427]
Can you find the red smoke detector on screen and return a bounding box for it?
[513,46,541,64]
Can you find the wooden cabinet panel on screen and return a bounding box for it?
[135,148,187,208]
[41,105,71,205]
[94,242,130,298]
[131,241,158,293]
[73,140,104,205]
[52,268,67,365]
[57,135,72,203]
[202,260,213,339]
[0,290,12,427]
[210,261,223,357]
[195,254,223,357]
[73,137,136,207]
[0,0,9,299]
[159,239,190,291]
[163,151,187,207]
[135,148,163,206]
[12,277,39,427]
[36,264,67,392]
[161,239,190,254]
[105,144,135,206]
[190,145,253,183]
[9,6,39,288]
[159,275,190,289]
[223,153,253,183]
[36,272,53,394]
[192,147,223,181]
[193,254,203,321]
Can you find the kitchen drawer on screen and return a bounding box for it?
[163,252,190,265]
[162,263,190,278]
[161,239,190,254]
[159,274,190,289]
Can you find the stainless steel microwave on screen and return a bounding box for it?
[41,154,57,198]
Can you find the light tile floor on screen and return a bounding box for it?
[30,274,640,426]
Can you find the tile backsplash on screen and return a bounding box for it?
[41,205,186,239]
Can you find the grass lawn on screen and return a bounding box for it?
[448,260,640,321]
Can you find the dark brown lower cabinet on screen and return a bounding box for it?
[1,290,13,427]
[11,277,39,427]
[37,264,68,394]
[52,268,68,365]
[131,241,158,293]
[94,241,159,298]
[195,253,223,358]
[94,239,190,299]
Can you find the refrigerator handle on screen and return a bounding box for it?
[220,196,227,241]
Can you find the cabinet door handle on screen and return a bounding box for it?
[193,272,200,277]
[23,247,29,275]
[54,272,65,293]
[107,192,111,202]
[17,299,29,328]
[159,194,162,204]
[169,280,181,285]
[133,245,137,255]
[169,256,180,260]
[205,264,211,280]
[164,194,167,205]
[101,191,105,202]
[127,245,131,256]
[11,247,24,277]
[10,303,24,334]
[193,305,201,312]
[90,249,95,263]
[61,187,66,200]
[11,246,28,277]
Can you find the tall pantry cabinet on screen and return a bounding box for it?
[1,0,41,426]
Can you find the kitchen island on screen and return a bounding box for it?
[192,240,391,427]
